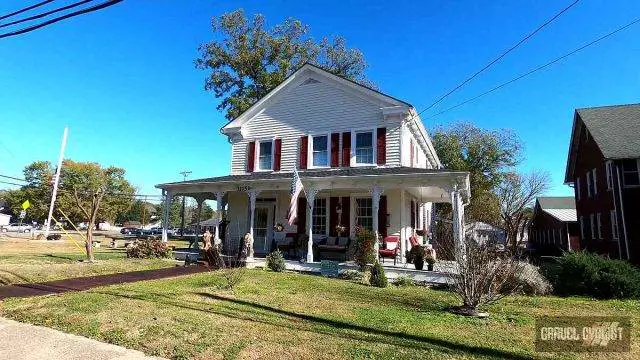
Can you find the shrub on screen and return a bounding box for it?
[340,269,364,281]
[266,250,286,272]
[393,275,416,287]
[543,252,640,299]
[511,263,553,296]
[353,227,376,268]
[126,239,170,259]
[370,261,388,288]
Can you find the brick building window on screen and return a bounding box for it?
[592,169,597,195]
[610,210,618,240]
[606,162,613,190]
[596,213,602,240]
[586,172,592,198]
[589,214,595,240]
[622,159,640,187]
[579,216,585,239]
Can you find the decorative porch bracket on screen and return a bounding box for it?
[161,190,173,243]
[247,189,260,260]
[371,185,384,260]
[450,185,466,262]
[306,187,320,263]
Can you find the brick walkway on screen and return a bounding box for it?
[0,266,209,299]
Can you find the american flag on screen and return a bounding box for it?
[287,167,304,225]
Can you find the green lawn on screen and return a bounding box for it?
[1,270,638,360]
[0,237,175,284]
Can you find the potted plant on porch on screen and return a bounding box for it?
[407,246,426,270]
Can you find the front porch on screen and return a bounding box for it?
[157,167,470,265]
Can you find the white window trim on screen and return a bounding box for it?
[592,168,598,196]
[350,128,377,166]
[579,216,584,240]
[576,177,581,200]
[606,161,613,190]
[590,214,595,240]
[622,159,640,188]
[586,171,592,198]
[254,138,275,172]
[308,133,331,169]
[596,213,602,239]
[610,210,619,240]
[311,196,330,235]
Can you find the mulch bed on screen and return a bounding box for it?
[0,265,209,300]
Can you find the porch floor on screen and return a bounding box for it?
[248,258,453,284]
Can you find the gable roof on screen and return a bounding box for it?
[564,103,640,183]
[220,63,412,134]
[536,196,577,223]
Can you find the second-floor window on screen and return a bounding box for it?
[354,131,374,164]
[258,141,273,170]
[622,159,640,187]
[311,135,329,167]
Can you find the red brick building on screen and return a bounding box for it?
[565,104,640,263]
[529,197,579,256]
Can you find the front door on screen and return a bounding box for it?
[253,204,274,256]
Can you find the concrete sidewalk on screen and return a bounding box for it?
[0,317,165,360]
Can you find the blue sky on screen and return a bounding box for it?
[1,0,639,199]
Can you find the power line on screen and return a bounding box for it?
[0,0,94,29]
[425,16,640,120]
[0,0,55,21]
[0,174,26,182]
[0,180,24,187]
[0,0,123,39]
[418,0,581,115]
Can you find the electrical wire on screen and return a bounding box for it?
[0,0,94,29]
[0,0,55,21]
[418,0,581,115]
[424,15,640,120]
[0,0,123,39]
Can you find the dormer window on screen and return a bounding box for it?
[311,135,329,168]
[258,140,273,170]
[354,131,374,165]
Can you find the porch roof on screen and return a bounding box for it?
[156,167,470,203]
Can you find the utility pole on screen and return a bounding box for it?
[45,127,68,238]
[179,170,191,236]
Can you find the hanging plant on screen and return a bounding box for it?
[335,224,346,235]
[273,223,284,232]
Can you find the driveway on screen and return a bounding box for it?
[0,317,164,360]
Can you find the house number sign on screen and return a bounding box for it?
[236,185,252,192]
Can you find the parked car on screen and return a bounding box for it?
[120,227,143,236]
[1,223,33,233]
[143,227,163,236]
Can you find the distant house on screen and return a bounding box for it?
[0,213,10,227]
[466,221,505,247]
[529,197,579,255]
[565,104,640,263]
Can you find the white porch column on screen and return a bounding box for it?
[214,191,225,245]
[451,186,466,261]
[399,189,407,263]
[371,185,384,260]
[161,190,172,243]
[306,187,319,263]
[247,189,260,260]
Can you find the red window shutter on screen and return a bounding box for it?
[300,136,308,169]
[273,138,282,171]
[331,133,340,167]
[409,139,414,167]
[247,141,255,172]
[342,132,351,167]
[297,197,307,234]
[329,197,339,236]
[341,196,350,235]
[377,127,386,165]
[378,195,387,237]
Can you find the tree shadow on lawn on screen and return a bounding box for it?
[85,288,531,360]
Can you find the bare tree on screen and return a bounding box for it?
[497,171,551,252]
[441,235,526,316]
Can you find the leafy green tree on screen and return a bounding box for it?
[196,9,372,120]
[432,123,522,225]
[1,161,54,223]
[117,199,157,225]
[154,197,182,228]
[58,160,135,261]
[190,202,214,224]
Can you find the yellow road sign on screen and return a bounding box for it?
[21,200,30,210]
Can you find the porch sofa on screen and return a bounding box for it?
[315,236,351,261]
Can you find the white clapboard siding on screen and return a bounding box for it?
[231,80,402,174]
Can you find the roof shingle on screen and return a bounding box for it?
[576,103,640,159]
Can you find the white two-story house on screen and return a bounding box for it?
[156,64,469,264]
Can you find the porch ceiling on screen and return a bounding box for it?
[156,167,470,203]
